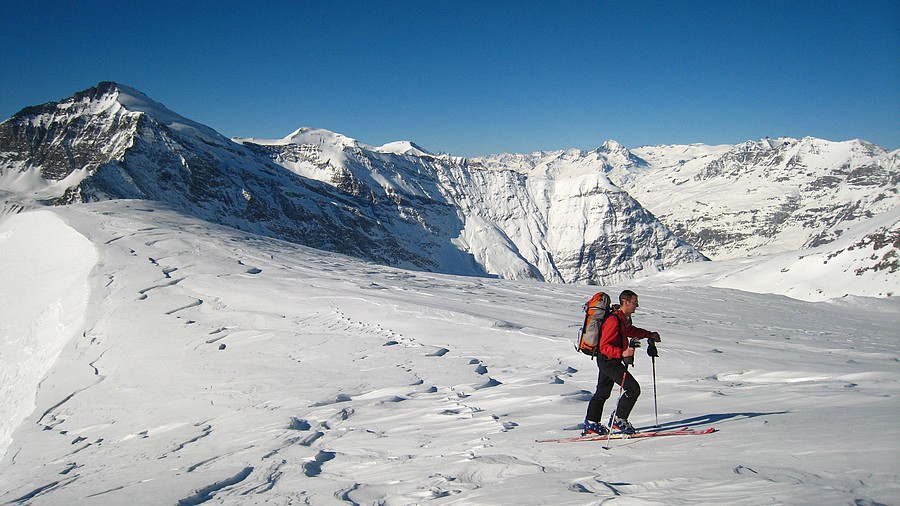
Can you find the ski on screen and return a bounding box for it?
[535,427,716,443]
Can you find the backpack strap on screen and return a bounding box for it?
[610,311,629,351]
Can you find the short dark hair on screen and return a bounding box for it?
[619,290,638,303]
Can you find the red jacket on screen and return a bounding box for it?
[599,309,654,359]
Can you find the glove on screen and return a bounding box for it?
[647,339,659,358]
[629,338,641,349]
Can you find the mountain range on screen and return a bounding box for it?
[0,82,897,295]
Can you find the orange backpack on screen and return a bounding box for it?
[575,292,612,358]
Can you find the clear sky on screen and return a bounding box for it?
[1,1,897,156]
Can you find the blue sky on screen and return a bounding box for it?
[1,1,897,156]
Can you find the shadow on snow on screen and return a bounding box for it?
[642,411,789,431]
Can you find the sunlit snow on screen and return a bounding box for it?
[1,201,897,505]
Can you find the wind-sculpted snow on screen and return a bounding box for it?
[0,201,897,504]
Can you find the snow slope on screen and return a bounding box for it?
[633,206,900,301]
[1,201,897,505]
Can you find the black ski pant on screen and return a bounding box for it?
[585,356,641,423]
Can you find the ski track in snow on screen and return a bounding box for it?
[0,201,898,505]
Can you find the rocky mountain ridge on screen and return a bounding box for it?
[1,82,897,293]
[0,82,704,285]
[620,137,898,260]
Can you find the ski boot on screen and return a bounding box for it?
[582,420,609,436]
[610,417,637,435]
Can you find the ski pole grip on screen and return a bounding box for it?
[647,340,659,358]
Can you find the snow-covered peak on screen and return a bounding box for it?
[594,139,648,169]
[234,126,368,172]
[757,136,795,149]
[597,139,629,156]
[631,143,733,168]
[736,136,888,159]
[282,126,363,150]
[113,84,218,138]
[615,134,899,261]
[724,136,893,174]
[56,82,226,145]
[473,143,641,181]
[240,127,363,150]
[374,141,433,157]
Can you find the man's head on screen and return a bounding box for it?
[619,290,639,316]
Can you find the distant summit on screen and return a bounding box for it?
[374,141,433,157]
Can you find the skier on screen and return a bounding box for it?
[583,290,661,435]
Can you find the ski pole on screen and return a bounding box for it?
[648,339,659,427]
[651,356,659,427]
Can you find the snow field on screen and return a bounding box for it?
[0,201,897,505]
